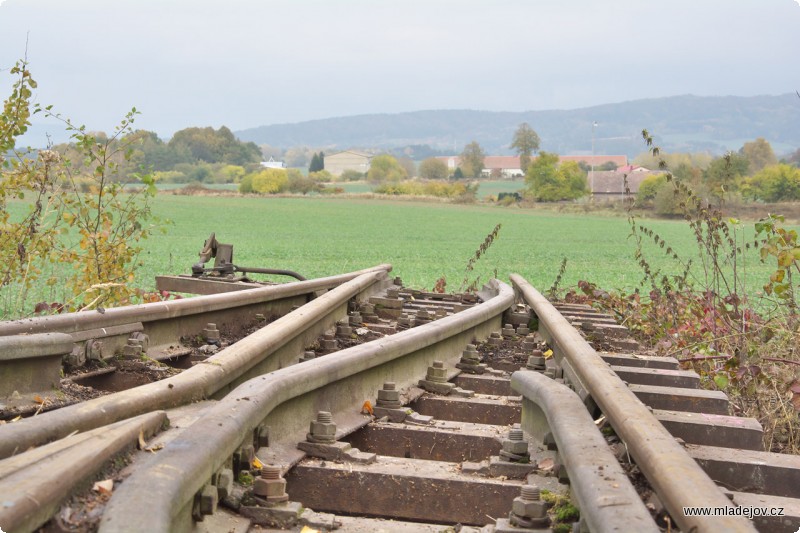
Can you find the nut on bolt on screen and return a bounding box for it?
[308,411,336,443]
[253,465,289,503]
[196,483,218,518]
[203,323,220,344]
[377,382,402,408]
[510,484,548,527]
[425,361,448,383]
[502,427,529,456]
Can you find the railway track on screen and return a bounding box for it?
[0,260,799,532]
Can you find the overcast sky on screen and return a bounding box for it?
[1,0,799,139]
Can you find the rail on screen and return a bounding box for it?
[510,273,757,533]
[99,280,513,532]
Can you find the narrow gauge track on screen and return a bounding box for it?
[0,268,798,532]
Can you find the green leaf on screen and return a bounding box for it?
[713,374,729,390]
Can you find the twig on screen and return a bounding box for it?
[678,355,732,363]
[763,357,800,367]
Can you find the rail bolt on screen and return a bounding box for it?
[377,382,402,408]
[526,353,546,370]
[129,332,150,352]
[488,332,502,346]
[196,483,218,517]
[67,345,87,367]
[425,361,448,382]
[203,323,220,343]
[215,468,234,499]
[461,344,480,362]
[253,466,289,503]
[512,485,547,520]
[502,427,529,456]
[309,411,337,442]
[122,338,143,357]
[502,323,516,338]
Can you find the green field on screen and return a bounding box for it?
[3,194,782,316]
[137,195,775,296]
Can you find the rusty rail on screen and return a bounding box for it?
[0,267,391,459]
[510,273,757,533]
[99,280,513,532]
[511,370,658,532]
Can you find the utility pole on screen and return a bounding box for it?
[591,121,597,201]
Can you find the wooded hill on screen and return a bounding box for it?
[236,94,800,158]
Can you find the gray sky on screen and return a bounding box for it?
[1,0,799,139]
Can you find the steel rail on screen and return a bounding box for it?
[0,411,167,533]
[0,264,390,337]
[99,280,514,532]
[0,267,390,459]
[510,274,756,533]
[511,370,658,533]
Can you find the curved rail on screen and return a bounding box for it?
[511,370,657,532]
[0,264,389,338]
[510,273,756,533]
[0,267,390,459]
[99,280,514,532]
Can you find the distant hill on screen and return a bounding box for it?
[235,94,800,158]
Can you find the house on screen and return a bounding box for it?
[438,154,629,178]
[590,169,663,199]
[259,157,286,169]
[325,150,372,177]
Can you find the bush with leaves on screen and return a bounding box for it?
[1,60,162,316]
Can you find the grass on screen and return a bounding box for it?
[140,195,777,293]
[3,194,786,316]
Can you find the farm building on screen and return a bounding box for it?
[325,150,372,177]
[439,154,629,178]
[590,169,664,200]
[259,157,286,169]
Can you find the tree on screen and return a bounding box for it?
[397,156,416,178]
[637,174,669,201]
[459,141,485,179]
[251,168,289,194]
[308,152,324,173]
[743,164,800,202]
[510,123,541,172]
[419,157,449,180]
[367,154,407,184]
[167,126,260,166]
[525,151,588,202]
[740,138,777,174]
[704,152,749,196]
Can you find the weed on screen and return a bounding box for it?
[567,131,800,453]
[460,223,501,293]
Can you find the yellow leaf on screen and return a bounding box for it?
[543,349,553,359]
[252,457,264,469]
[300,527,320,533]
[362,400,374,415]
